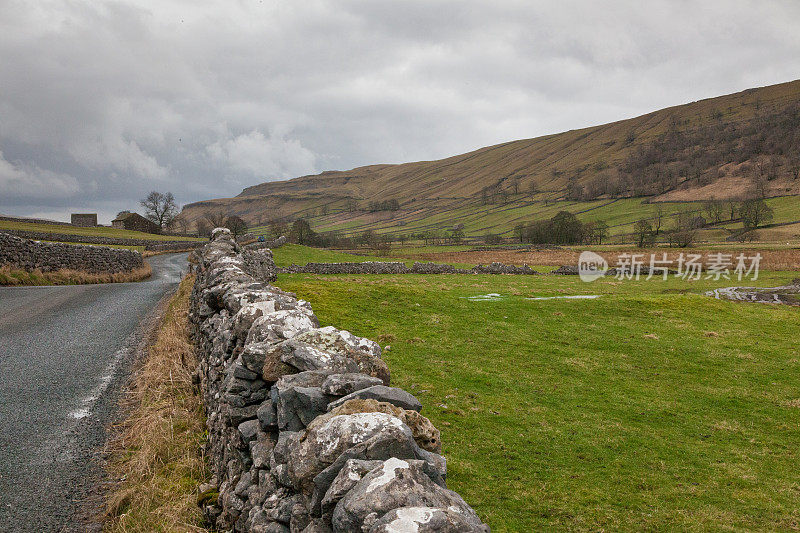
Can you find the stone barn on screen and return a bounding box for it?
[111,212,161,234]
[70,213,97,227]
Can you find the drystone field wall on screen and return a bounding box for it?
[0,228,201,250]
[0,215,73,226]
[190,228,489,533]
[279,261,539,275]
[0,232,144,273]
[245,235,288,251]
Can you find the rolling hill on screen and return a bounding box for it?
[181,79,800,239]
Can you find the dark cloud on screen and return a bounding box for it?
[1,0,799,223]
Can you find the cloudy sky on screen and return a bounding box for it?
[1,0,799,223]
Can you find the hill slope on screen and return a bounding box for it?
[182,80,800,236]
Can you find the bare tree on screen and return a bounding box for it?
[195,219,211,237]
[140,191,178,230]
[702,200,724,224]
[345,198,359,212]
[595,220,609,244]
[169,215,189,234]
[634,219,655,248]
[739,199,774,229]
[790,156,800,180]
[202,211,228,229]
[669,210,698,248]
[725,200,739,221]
[268,218,289,239]
[225,215,248,238]
[652,205,665,235]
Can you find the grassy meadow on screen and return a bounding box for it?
[274,245,800,531]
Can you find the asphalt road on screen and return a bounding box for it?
[0,253,188,532]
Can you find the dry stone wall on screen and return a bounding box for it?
[279,261,539,276]
[245,235,288,251]
[0,232,144,273]
[0,228,201,250]
[190,228,489,533]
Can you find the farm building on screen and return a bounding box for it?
[111,212,161,234]
[70,213,97,227]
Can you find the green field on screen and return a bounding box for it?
[271,244,382,267]
[0,220,205,242]
[274,246,800,531]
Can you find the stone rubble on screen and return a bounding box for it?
[190,227,489,532]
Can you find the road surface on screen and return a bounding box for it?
[0,253,188,531]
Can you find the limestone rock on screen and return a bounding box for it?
[257,399,279,430]
[321,373,384,397]
[287,413,412,493]
[332,459,484,533]
[323,399,440,453]
[327,385,423,412]
[369,506,491,532]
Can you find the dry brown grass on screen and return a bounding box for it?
[0,263,152,286]
[409,247,800,270]
[104,274,209,532]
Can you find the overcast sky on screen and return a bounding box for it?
[1,0,799,223]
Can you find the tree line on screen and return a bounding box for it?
[632,199,774,248]
[513,212,609,245]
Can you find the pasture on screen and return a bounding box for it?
[275,245,800,531]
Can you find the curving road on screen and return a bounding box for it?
[0,253,188,532]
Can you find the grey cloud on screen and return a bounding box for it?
[0,150,80,201]
[1,0,799,223]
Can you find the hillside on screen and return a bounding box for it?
[181,80,800,238]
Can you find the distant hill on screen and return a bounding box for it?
[181,80,800,236]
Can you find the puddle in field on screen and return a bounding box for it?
[462,293,504,301]
[526,295,601,301]
[462,293,601,302]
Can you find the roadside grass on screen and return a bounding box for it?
[276,264,800,531]
[104,274,208,532]
[0,220,206,242]
[0,263,152,286]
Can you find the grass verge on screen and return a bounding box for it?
[0,263,153,286]
[104,274,209,532]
